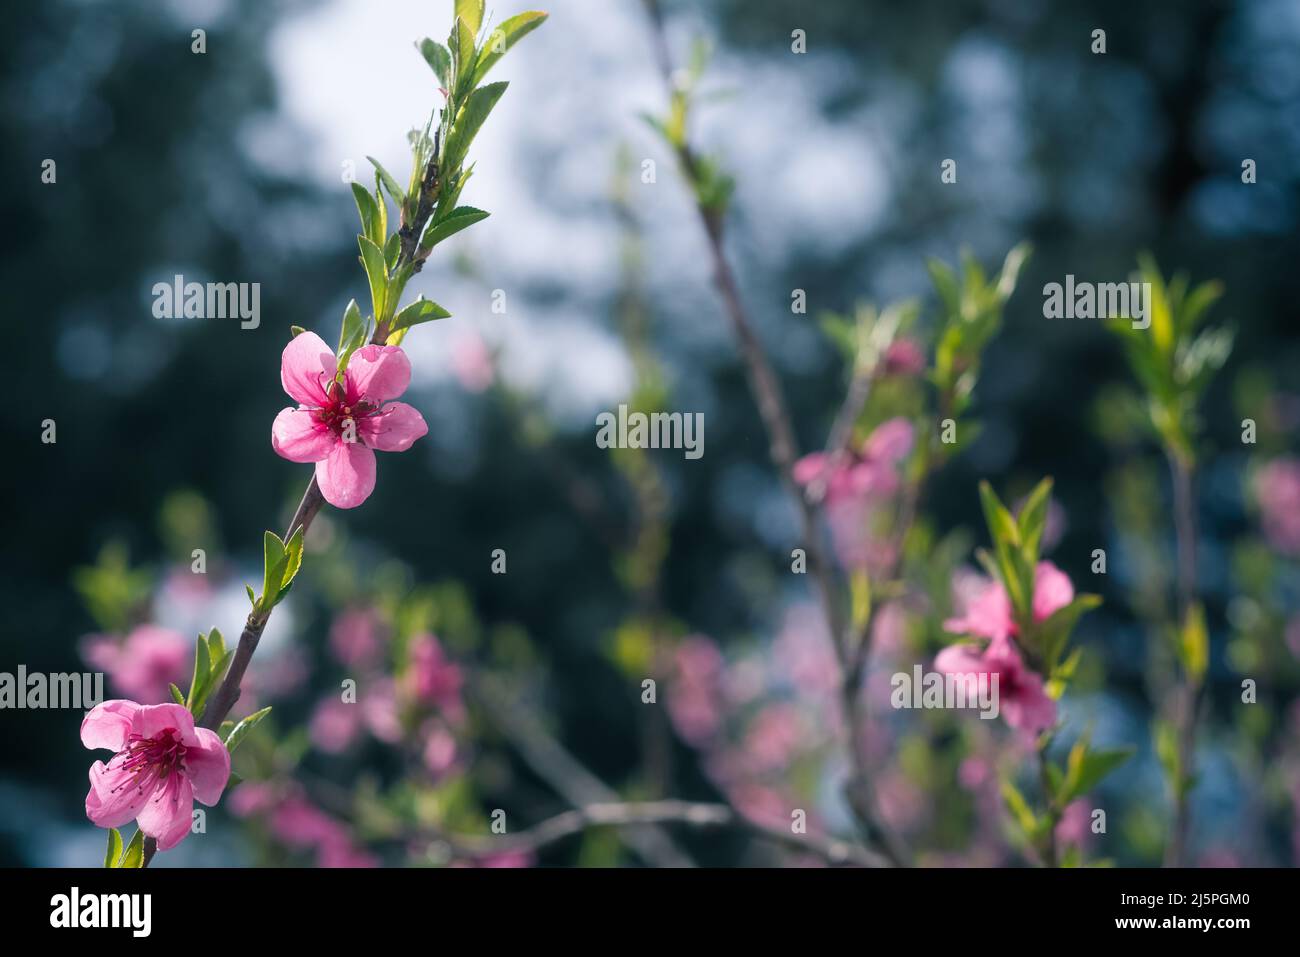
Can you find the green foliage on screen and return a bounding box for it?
[255,528,305,616]
[72,542,153,634]
[1106,255,1231,463]
[103,828,122,868]
[184,628,232,720]
[224,705,273,754]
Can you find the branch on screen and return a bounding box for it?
[140,151,447,870]
[433,800,882,867]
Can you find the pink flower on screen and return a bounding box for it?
[793,417,914,506]
[1253,457,1300,556]
[943,561,1074,643]
[329,607,384,669]
[882,338,926,377]
[82,700,231,850]
[666,636,725,746]
[934,639,1057,735]
[309,697,362,754]
[404,633,464,719]
[272,332,428,509]
[81,625,190,705]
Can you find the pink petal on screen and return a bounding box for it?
[81,700,140,752]
[316,440,377,509]
[184,727,231,805]
[359,402,427,452]
[1001,671,1057,734]
[137,773,195,851]
[86,759,154,829]
[281,331,336,406]
[935,644,989,676]
[272,408,336,463]
[944,581,1014,642]
[1033,561,1075,622]
[346,345,411,403]
[863,417,914,464]
[792,453,829,486]
[130,703,196,741]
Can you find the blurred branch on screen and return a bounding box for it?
[471,673,697,867]
[640,0,905,867]
[432,799,882,867]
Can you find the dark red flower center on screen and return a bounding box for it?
[110,727,188,796]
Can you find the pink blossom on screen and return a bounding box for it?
[742,703,803,773]
[943,561,1074,643]
[405,633,464,719]
[934,639,1057,735]
[666,636,725,746]
[421,720,458,776]
[1253,457,1300,556]
[1055,799,1092,849]
[80,625,189,705]
[330,607,384,669]
[269,796,348,849]
[882,338,926,377]
[82,700,231,850]
[793,417,914,507]
[272,332,428,509]
[309,697,362,754]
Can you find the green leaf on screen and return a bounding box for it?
[336,299,366,372]
[358,236,390,323]
[391,296,452,333]
[245,584,257,606]
[185,634,211,712]
[455,0,485,36]
[227,771,244,790]
[1016,477,1054,561]
[1000,778,1038,837]
[224,706,273,754]
[1061,739,1134,805]
[367,156,406,207]
[471,11,548,87]
[206,627,226,665]
[168,683,185,706]
[118,828,145,868]
[419,206,490,251]
[275,527,305,604]
[1036,594,1102,671]
[452,16,478,98]
[418,38,453,88]
[978,481,1019,549]
[443,82,508,175]
[350,182,379,245]
[290,325,307,338]
[261,530,287,611]
[104,828,123,868]
[1178,601,1209,683]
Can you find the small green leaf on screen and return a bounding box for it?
[275,527,305,604]
[104,828,123,868]
[978,481,1019,549]
[471,11,548,87]
[224,706,273,754]
[350,182,379,244]
[367,156,406,207]
[1016,477,1054,561]
[337,298,363,356]
[358,236,390,323]
[443,82,508,175]
[206,627,226,665]
[1000,778,1038,837]
[417,38,453,89]
[290,325,307,338]
[455,0,485,36]
[227,771,244,790]
[185,634,211,712]
[245,584,257,606]
[419,206,490,251]
[1178,601,1209,683]
[391,297,452,334]
[118,828,145,868]
[169,683,185,706]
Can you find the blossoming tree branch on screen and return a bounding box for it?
[82,0,548,868]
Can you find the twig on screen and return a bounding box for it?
[140,149,447,869]
[431,800,882,867]
[1164,450,1201,868]
[471,673,698,868]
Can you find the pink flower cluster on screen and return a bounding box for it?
[794,417,914,572]
[1253,457,1300,556]
[936,562,1075,736]
[80,625,190,705]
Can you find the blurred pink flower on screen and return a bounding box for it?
[943,561,1074,643]
[666,636,725,746]
[227,781,279,818]
[318,840,380,868]
[934,639,1056,736]
[882,338,926,377]
[330,607,384,670]
[309,697,363,754]
[774,605,839,697]
[272,333,428,509]
[421,720,458,777]
[405,633,464,719]
[1253,457,1300,555]
[81,625,190,705]
[360,678,403,743]
[269,796,348,849]
[958,756,993,791]
[1055,799,1093,849]
[451,330,495,393]
[743,703,804,773]
[793,417,913,506]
